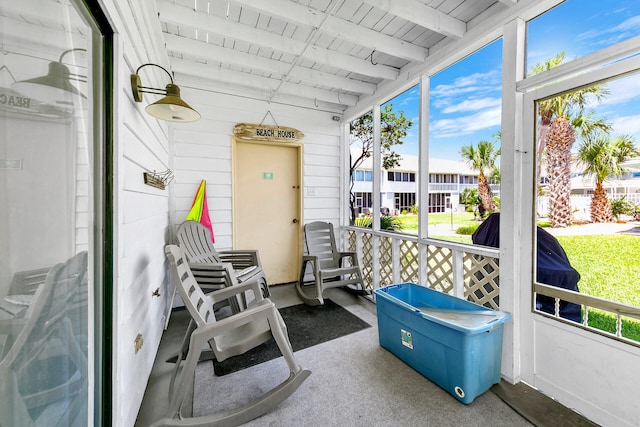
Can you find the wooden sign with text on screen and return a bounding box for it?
[233,123,304,142]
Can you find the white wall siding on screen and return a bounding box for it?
[99,1,175,425]
[170,87,342,250]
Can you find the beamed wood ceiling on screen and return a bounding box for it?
[157,0,519,113]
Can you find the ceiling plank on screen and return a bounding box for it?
[497,0,518,5]
[163,34,376,94]
[231,0,428,62]
[170,57,359,106]
[157,0,399,80]
[175,72,347,113]
[363,0,466,39]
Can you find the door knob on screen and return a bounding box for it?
[292,219,298,224]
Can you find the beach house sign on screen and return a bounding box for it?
[233,123,304,143]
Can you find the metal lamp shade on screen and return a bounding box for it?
[144,83,200,122]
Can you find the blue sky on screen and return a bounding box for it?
[384,0,640,161]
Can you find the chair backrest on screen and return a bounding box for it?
[165,244,216,328]
[176,220,221,264]
[3,252,88,366]
[304,221,340,269]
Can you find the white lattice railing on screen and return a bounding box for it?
[534,283,640,347]
[344,226,501,310]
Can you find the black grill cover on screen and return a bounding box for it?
[472,213,581,322]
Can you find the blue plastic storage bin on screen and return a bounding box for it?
[374,283,511,404]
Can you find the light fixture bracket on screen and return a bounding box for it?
[131,74,143,102]
[130,63,200,122]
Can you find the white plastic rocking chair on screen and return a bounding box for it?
[152,245,310,427]
[176,220,269,313]
[296,221,368,306]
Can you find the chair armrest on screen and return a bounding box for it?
[338,251,359,266]
[205,276,265,306]
[219,250,262,269]
[192,299,275,339]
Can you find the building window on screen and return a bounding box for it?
[388,171,416,182]
[394,193,416,212]
[428,193,449,213]
[352,170,373,181]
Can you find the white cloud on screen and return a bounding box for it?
[610,114,640,136]
[600,76,640,106]
[430,107,501,138]
[442,97,501,114]
[431,69,501,111]
[577,16,640,47]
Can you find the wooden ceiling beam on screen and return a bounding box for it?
[170,57,359,106]
[163,34,376,94]
[157,0,398,80]
[231,0,428,62]
[364,0,466,39]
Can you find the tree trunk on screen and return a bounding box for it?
[477,172,496,216]
[590,182,613,223]
[545,117,575,228]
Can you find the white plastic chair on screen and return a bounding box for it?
[176,220,269,313]
[153,245,310,427]
[296,221,368,306]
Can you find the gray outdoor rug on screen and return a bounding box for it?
[212,299,371,375]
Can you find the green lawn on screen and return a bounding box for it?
[395,212,477,230]
[557,234,640,307]
[556,234,640,341]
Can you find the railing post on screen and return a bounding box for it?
[419,242,428,287]
[392,237,401,284]
[452,249,464,298]
[372,234,380,290]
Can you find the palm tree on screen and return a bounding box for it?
[576,133,639,222]
[532,52,611,227]
[460,140,499,218]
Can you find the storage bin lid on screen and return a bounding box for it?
[375,283,511,333]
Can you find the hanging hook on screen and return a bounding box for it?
[366,50,378,65]
[259,110,279,127]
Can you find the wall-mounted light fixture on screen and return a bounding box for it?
[130,63,200,123]
[11,48,87,107]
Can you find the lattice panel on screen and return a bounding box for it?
[399,240,419,283]
[379,237,393,287]
[361,233,373,289]
[426,245,453,294]
[464,254,500,309]
[348,230,356,252]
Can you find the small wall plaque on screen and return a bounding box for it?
[0,159,22,170]
[233,123,304,142]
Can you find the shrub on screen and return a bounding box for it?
[353,214,403,231]
[410,204,419,214]
[456,223,480,235]
[610,197,630,220]
[381,214,403,231]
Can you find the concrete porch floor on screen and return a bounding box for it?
[135,283,597,427]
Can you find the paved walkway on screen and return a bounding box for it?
[545,221,640,236]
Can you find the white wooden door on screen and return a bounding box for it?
[233,139,302,285]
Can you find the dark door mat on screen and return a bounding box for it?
[491,381,599,427]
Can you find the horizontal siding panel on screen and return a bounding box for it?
[173,170,232,185]
[304,164,339,177]
[173,156,231,172]
[173,182,232,198]
[174,141,231,158]
[122,191,169,224]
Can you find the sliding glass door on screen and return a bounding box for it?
[0,0,111,425]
